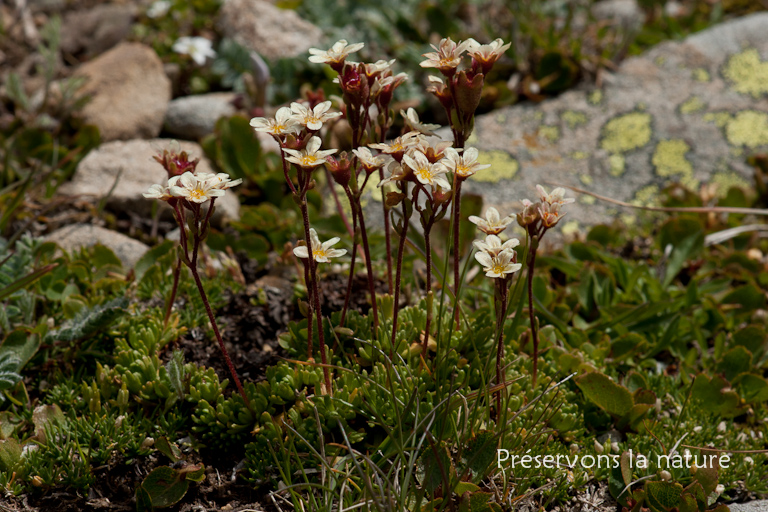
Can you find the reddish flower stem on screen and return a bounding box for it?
[495,278,508,422]
[451,179,463,330]
[164,257,181,327]
[527,245,539,388]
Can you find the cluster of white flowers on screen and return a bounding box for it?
[520,185,576,230]
[420,37,511,74]
[143,171,242,204]
[249,101,341,137]
[374,129,490,191]
[470,207,521,279]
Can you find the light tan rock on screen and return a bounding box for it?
[217,0,322,60]
[45,224,149,268]
[59,139,240,222]
[75,43,171,141]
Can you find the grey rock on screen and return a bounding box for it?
[729,501,768,512]
[163,93,238,140]
[61,4,137,58]
[592,0,644,30]
[75,43,171,141]
[217,0,322,60]
[59,139,240,222]
[45,224,149,268]
[443,12,768,233]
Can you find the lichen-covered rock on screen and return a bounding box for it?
[450,13,768,232]
[59,139,240,222]
[163,93,238,140]
[75,43,171,141]
[216,0,322,60]
[45,224,149,268]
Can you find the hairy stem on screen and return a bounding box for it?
[299,196,332,394]
[451,179,463,330]
[340,189,359,327]
[304,260,313,358]
[325,167,354,238]
[163,257,181,327]
[527,246,539,388]
[495,279,508,422]
[391,196,410,357]
[355,199,379,329]
[379,168,393,294]
[190,255,249,407]
[422,225,433,355]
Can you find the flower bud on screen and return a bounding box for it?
[659,470,672,481]
[454,70,484,119]
[325,153,352,188]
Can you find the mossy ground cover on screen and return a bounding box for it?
[2,1,768,511]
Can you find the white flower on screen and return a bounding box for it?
[536,184,575,206]
[403,151,451,190]
[308,40,364,65]
[468,207,515,235]
[293,228,347,262]
[172,37,216,66]
[290,101,341,131]
[282,136,337,169]
[538,202,566,228]
[170,172,225,203]
[369,131,423,155]
[401,108,441,136]
[472,234,520,257]
[440,147,490,179]
[475,250,521,279]
[143,183,172,201]
[377,162,407,188]
[352,147,386,173]
[466,38,511,68]
[146,0,171,18]
[364,59,396,77]
[195,172,243,190]
[420,38,472,72]
[250,106,301,136]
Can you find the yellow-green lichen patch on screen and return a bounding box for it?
[579,194,596,205]
[620,213,636,226]
[711,171,751,195]
[655,56,666,66]
[703,111,732,128]
[722,48,768,98]
[725,110,768,148]
[571,151,589,160]
[588,89,603,105]
[600,112,653,154]
[692,68,710,82]
[539,125,560,143]
[680,96,706,114]
[608,154,625,177]
[563,110,588,129]
[652,139,693,184]
[580,174,593,185]
[631,184,660,207]
[471,150,520,182]
[466,131,479,145]
[561,220,579,236]
[496,114,507,124]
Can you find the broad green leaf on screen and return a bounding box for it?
[461,430,496,483]
[577,372,634,417]
[645,480,683,512]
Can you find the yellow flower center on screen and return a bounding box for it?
[300,156,317,167]
[189,188,205,200]
[271,124,285,133]
[416,167,432,182]
[312,248,327,260]
[456,164,471,176]
[491,263,506,276]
